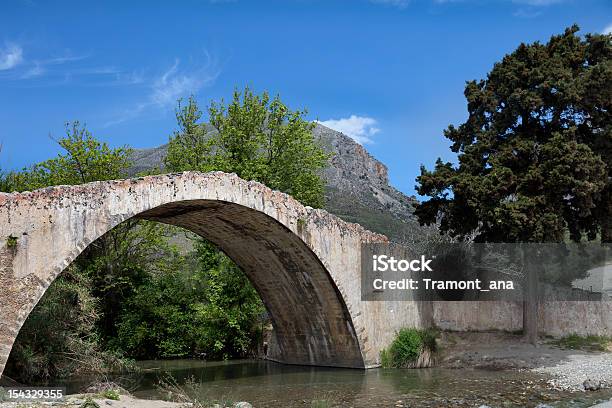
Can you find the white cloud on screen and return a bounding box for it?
[369,0,410,9]
[0,43,23,70]
[603,23,612,35]
[317,115,380,145]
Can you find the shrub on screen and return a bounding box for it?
[101,389,120,401]
[4,266,132,382]
[380,328,437,368]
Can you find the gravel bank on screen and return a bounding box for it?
[438,331,612,393]
[533,353,612,392]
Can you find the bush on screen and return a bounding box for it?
[100,389,120,401]
[380,328,437,368]
[4,266,132,382]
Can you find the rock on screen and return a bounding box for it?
[584,379,602,391]
[234,403,253,408]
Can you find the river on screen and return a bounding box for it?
[57,359,612,407]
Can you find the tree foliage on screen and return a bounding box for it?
[165,88,329,208]
[3,122,159,379]
[161,89,329,360]
[4,266,128,382]
[416,26,611,243]
[4,89,330,379]
[113,241,265,360]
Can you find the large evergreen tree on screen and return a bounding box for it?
[416,26,611,244]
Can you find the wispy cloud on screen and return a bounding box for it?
[369,0,410,9]
[0,45,148,88]
[317,115,380,145]
[150,59,216,107]
[0,43,23,70]
[603,23,612,35]
[105,52,220,127]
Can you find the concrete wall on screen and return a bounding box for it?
[433,299,612,337]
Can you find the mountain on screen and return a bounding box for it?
[129,123,423,243]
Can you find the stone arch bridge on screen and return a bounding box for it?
[0,172,429,376]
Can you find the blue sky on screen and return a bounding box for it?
[0,0,610,196]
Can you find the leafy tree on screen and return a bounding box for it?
[4,266,128,382]
[416,26,611,244]
[114,241,265,360]
[415,26,611,343]
[77,220,178,343]
[163,88,329,358]
[113,247,202,359]
[16,121,131,189]
[191,240,266,359]
[165,88,329,208]
[3,122,171,378]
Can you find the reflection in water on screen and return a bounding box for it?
[57,359,612,407]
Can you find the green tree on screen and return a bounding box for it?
[19,121,131,189]
[191,240,266,359]
[416,26,611,244]
[165,88,329,208]
[4,266,129,382]
[113,239,265,360]
[3,122,172,378]
[163,88,328,358]
[415,26,611,343]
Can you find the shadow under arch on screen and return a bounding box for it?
[135,199,364,368]
[0,172,383,376]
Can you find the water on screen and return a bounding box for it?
[59,359,612,407]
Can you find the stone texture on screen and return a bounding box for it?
[0,171,428,376]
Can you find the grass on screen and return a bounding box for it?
[380,328,438,368]
[6,235,17,248]
[549,334,612,351]
[99,389,120,400]
[79,398,101,408]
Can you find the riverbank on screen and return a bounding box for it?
[438,331,612,392]
[0,394,187,407]
[4,336,612,408]
[0,394,253,408]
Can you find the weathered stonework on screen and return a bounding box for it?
[0,171,430,376]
